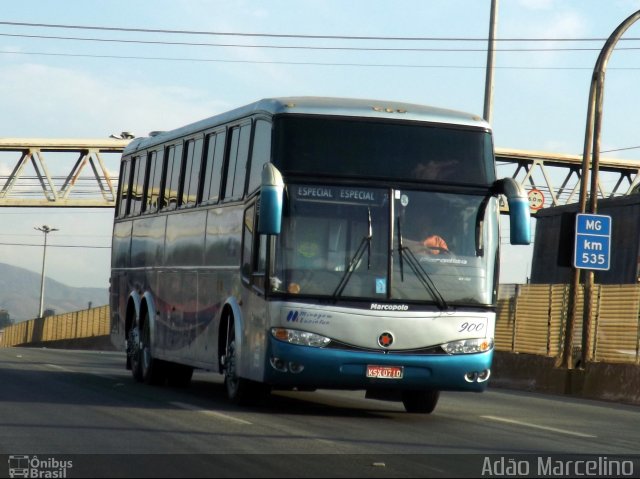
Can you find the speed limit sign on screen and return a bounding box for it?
[528,188,545,211]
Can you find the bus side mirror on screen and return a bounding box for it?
[493,178,531,245]
[258,163,284,235]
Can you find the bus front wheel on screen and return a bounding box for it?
[223,326,268,405]
[401,390,440,414]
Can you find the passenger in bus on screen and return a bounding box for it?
[412,158,460,181]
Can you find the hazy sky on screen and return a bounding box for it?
[0,0,639,290]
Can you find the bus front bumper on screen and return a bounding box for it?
[265,338,493,392]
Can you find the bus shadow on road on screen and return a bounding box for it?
[185,375,414,419]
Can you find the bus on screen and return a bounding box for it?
[110,97,530,413]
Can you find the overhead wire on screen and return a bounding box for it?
[0,242,110,249]
[1,20,640,70]
[3,32,640,52]
[1,20,640,42]
[2,50,640,70]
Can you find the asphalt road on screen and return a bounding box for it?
[1,347,638,477]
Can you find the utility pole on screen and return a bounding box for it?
[483,0,499,123]
[563,9,640,369]
[35,225,58,319]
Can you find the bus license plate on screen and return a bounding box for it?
[366,365,404,379]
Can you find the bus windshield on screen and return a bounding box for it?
[273,116,496,185]
[270,184,498,306]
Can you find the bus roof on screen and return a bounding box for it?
[124,97,490,155]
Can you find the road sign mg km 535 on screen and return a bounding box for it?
[573,213,612,271]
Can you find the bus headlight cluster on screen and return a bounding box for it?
[271,328,331,348]
[441,338,494,355]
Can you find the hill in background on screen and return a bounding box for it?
[0,263,108,322]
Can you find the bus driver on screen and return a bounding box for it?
[423,233,449,255]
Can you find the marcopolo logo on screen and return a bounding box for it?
[370,303,409,311]
[8,455,73,478]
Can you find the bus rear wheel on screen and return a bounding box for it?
[130,309,165,385]
[401,390,440,414]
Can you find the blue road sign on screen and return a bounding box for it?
[573,213,612,270]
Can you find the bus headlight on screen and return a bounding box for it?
[271,328,331,348]
[441,338,493,354]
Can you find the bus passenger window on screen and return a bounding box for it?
[242,205,255,280]
[146,150,163,213]
[247,120,271,194]
[202,131,226,204]
[224,123,251,202]
[163,146,175,209]
[163,144,183,210]
[181,138,203,207]
[130,154,147,216]
[241,204,267,290]
[117,158,132,218]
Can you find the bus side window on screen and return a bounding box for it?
[247,119,271,194]
[242,204,267,290]
[224,123,251,202]
[130,154,147,216]
[201,131,226,204]
[181,137,204,207]
[146,150,163,213]
[162,146,175,210]
[116,158,132,218]
[242,204,256,280]
[162,143,183,210]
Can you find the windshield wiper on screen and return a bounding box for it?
[397,216,447,310]
[333,207,372,299]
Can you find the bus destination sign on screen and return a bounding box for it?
[294,185,383,205]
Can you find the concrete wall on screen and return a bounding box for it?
[492,351,640,406]
[0,305,111,348]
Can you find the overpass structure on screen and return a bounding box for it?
[496,147,640,215]
[0,138,129,207]
[0,138,638,209]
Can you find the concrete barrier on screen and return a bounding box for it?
[492,351,640,406]
[19,335,116,351]
[0,305,111,349]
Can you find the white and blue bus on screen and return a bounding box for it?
[110,97,530,413]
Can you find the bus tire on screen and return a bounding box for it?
[401,390,440,414]
[132,308,166,385]
[223,326,268,405]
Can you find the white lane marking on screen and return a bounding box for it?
[170,401,253,425]
[482,415,596,438]
[45,363,74,372]
[45,363,117,379]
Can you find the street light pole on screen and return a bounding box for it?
[34,225,58,319]
[563,9,640,370]
[483,0,499,123]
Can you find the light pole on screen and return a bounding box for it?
[563,9,640,369]
[483,0,499,123]
[34,225,58,319]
